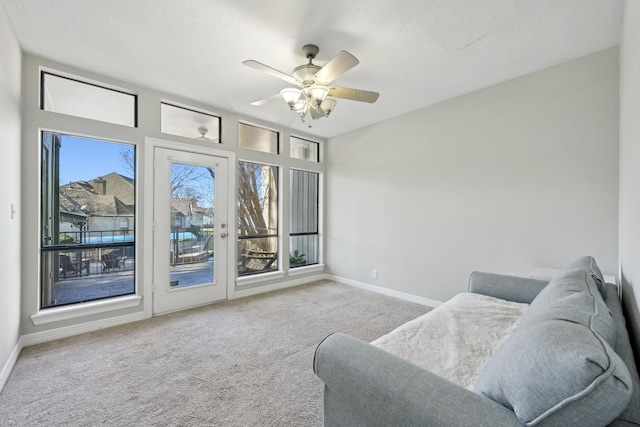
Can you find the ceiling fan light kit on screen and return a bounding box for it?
[280,87,301,108]
[244,44,379,123]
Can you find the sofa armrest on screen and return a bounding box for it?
[313,333,523,427]
[602,283,640,425]
[468,271,549,304]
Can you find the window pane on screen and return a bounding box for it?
[169,163,215,288]
[41,132,135,308]
[290,234,318,266]
[238,161,278,276]
[161,102,220,142]
[239,123,279,154]
[41,247,135,308]
[290,169,319,267]
[41,72,136,127]
[290,136,319,162]
[238,237,278,275]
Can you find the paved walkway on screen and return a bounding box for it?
[52,259,214,305]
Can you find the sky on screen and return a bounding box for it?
[59,135,134,185]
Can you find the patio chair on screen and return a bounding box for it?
[238,250,277,274]
[102,252,121,273]
[59,254,77,278]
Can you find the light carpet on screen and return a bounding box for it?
[0,280,431,426]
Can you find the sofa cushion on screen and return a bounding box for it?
[474,265,632,426]
[527,268,617,348]
[558,255,605,295]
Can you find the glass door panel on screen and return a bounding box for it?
[153,147,228,314]
[169,163,215,288]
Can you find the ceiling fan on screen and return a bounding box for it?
[243,44,379,122]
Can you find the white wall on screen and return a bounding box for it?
[326,48,619,303]
[619,0,640,357]
[0,4,22,383]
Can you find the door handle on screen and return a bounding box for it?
[220,233,227,238]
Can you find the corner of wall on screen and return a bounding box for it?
[0,3,23,392]
[619,0,640,361]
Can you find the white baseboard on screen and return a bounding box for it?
[326,274,442,307]
[232,273,441,309]
[0,339,23,393]
[20,311,145,347]
[233,273,327,299]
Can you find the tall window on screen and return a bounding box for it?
[290,170,319,267]
[237,161,279,276]
[40,131,136,308]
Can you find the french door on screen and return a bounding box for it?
[153,147,228,314]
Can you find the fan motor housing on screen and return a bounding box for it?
[292,64,321,85]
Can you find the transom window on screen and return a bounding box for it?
[41,71,137,127]
[290,136,319,162]
[239,122,279,154]
[160,102,221,142]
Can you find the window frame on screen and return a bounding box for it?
[39,130,137,309]
[160,101,222,142]
[289,168,320,268]
[237,160,280,277]
[238,122,280,155]
[290,135,320,162]
[40,70,138,127]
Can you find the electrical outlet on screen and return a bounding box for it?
[372,269,378,279]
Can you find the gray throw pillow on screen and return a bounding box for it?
[527,268,617,347]
[558,255,606,295]
[474,266,632,426]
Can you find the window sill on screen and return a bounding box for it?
[288,264,325,276]
[31,295,142,326]
[236,270,286,286]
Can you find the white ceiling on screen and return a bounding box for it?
[1,0,623,139]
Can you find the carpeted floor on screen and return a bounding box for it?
[0,280,431,426]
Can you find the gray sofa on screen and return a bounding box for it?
[314,257,640,426]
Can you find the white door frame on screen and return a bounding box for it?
[142,137,236,317]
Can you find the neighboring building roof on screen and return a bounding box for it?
[171,198,209,217]
[171,198,195,216]
[85,195,134,217]
[59,173,134,219]
[88,172,135,206]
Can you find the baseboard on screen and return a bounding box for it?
[20,311,146,347]
[0,339,23,393]
[233,273,328,299]
[326,274,442,307]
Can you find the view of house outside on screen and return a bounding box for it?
[41,133,137,307]
[41,130,319,306]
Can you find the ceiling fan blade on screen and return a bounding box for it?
[243,60,299,85]
[250,93,283,106]
[329,86,379,103]
[314,51,359,84]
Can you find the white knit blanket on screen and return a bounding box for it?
[371,293,528,390]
